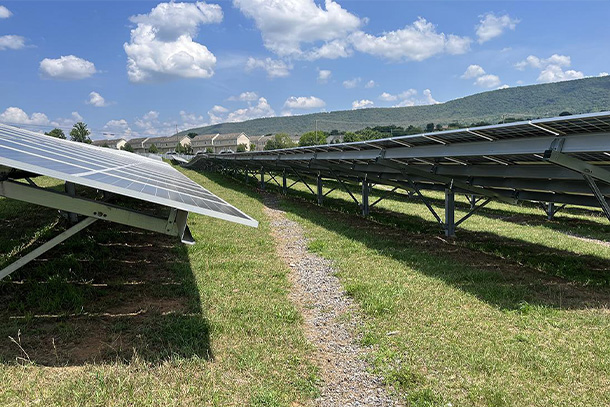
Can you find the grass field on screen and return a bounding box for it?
[224,170,610,407]
[1,167,609,407]
[0,172,317,406]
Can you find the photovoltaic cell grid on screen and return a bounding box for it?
[0,124,258,227]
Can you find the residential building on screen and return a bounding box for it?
[191,133,219,153]
[213,132,250,153]
[126,137,150,154]
[142,135,191,154]
[92,138,127,150]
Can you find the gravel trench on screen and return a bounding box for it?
[263,195,397,407]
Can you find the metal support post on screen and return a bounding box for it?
[282,170,287,195]
[546,202,555,220]
[317,173,323,205]
[445,188,456,237]
[361,178,370,217]
[64,181,78,223]
[260,167,265,190]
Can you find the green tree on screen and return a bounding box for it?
[265,133,297,150]
[121,143,134,153]
[236,143,247,152]
[249,143,256,151]
[425,123,435,132]
[184,144,193,154]
[148,143,159,154]
[101,142,110,148]
[70,122,92,143]
[205,147,213,154]
[175,143,185,154]
[343,132,361,143]
[299,131,327,147]
[187,132,198,138]
[355,128,383,140]
[45,128,66,139]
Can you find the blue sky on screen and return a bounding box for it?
[0,0,608,140]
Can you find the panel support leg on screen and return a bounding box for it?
[317,173,323,205]
[260,167,265,190]
[547,202,555,220]
[445,188,456,237]
[64,181,78,223]
[1,217,98,280]
[282,170,287,195]
[361,178,369,217]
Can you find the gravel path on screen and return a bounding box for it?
[263,195,397,407]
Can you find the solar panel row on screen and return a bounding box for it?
[0,124,258,227]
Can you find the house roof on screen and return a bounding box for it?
[215,132,248,141]
[191,133,219,142]
[126,137,149,145]
[92,138,125,146]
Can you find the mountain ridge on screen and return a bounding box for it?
[177,76,610,137]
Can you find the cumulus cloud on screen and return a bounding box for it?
[245,57,292,78]
[209,97,276,124]
[365,80,376,88]
[229,91,259,101]
[317,69,332,83]
[461,64,486,79]
[50,111,84,128]
[0,107,49,125]
[343,77,360,88]
[39,55,97,80]
[378,89,438,107]
[234,0,363,58]
[352,99,374,110]
[515,54,584,83]
[476,13,519,43]
[124,1,222,82]
[474,74,501,88]
[86,91,108,107]
[104,119,133,138]
[0,5,12,19]
[0,35,25,51]
[600,72,609,77]
[349,17,471,62]
[284,96,326,109]
[460,64,502,88]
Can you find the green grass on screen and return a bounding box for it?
[215,169,610,406]
[0,172,318,406]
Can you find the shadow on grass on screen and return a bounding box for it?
[0,193,211,366]
[204,170,610,311]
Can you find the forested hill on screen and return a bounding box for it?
[178,76,610,136]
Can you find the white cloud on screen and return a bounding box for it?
[284,96,326,109]
[379,89,438,107]
[352,99,374,110]
[600,72,609,77]
[497,84,510,89]
[0,35,25,51]
[208,97,276,124]
[304,39,353,60]
[365,80,376,88]
[476,13,519,43]
[461,64,486,79]
[124,1,222,83]
[104,119,133,138]
[317,69,332,83]
[379,92,398,102]
[234,0,363,58]
[51,112,84,128]
[86,91,108,107]
[349,17,471,62]
[515,54,584,83]
[229,91,259,101]
[474,74,501,88]
[180,110,208,129]
[0,5,12,18]
[245,57,292,78]
[39,55,97,80]
[0,107,49,125]
[343,77,360,88]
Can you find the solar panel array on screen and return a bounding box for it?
[0,124,258,227]
[189,111,610,209]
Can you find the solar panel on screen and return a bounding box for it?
[188,111,610,236]
[0,124,258,228]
